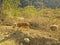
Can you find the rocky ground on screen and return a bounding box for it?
[0,15,60,45]
[0,25,60,45]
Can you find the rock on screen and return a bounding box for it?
[50,24,58,31]
[4,32,9,35]
[20,43,23,45]
[24,38,30,43]
[5,35,9,37]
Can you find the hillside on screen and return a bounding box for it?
[0,0,60,45]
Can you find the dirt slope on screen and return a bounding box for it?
[0,26,60,45]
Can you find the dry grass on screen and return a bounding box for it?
[0,12,60,45]
[0,25,60,45]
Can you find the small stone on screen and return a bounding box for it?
[5,32,8,35]
[20,43,23,45]
[50,24,58,31]
[5,35,9,37]
[24,38,30,43]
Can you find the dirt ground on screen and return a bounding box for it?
[0,16,60,45]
